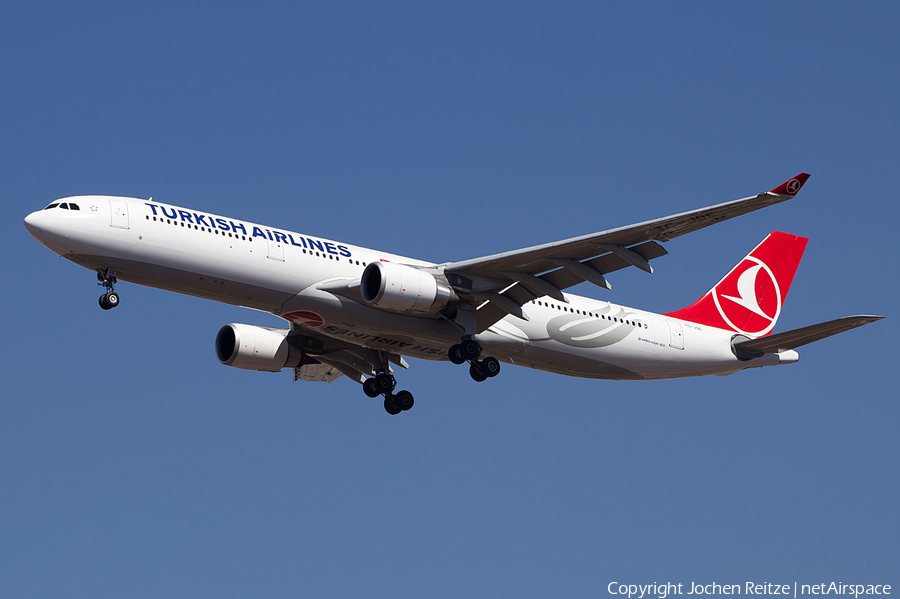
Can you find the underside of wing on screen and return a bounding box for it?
[294,362,344,383]
[285,319,409,385]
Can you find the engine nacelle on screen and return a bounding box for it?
[360,261,457,313]
[215,323,303,372]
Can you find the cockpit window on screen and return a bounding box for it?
[43,202,81,211]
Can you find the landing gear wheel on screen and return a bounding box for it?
[481,356,501,378]
[374,373,395,394]
[394,390,414,411]
[459,338,480,361]
[363,378,380,398]
[384,397,401,415]
[448,344,466,365]
[469,363,488,382]
[97,268,119,310]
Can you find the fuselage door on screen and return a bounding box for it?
[267,237,284,261]
[667,318,684,350]
[109,200,129,229]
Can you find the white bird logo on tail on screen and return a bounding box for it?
[712,256,782,337]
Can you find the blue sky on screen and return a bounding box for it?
[1,2,897,597]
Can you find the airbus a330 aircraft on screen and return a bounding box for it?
[24,173,882,414]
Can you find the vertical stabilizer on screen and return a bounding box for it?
[665,232,808,337]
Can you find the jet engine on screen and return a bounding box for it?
[360,261,457,314]
[215,323,303,372]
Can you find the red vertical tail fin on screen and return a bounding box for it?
[665,232,808,337]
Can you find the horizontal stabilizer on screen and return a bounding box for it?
[733,315,884,354]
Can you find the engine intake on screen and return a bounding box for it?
[215,323,302,372]
[360,262,457,314]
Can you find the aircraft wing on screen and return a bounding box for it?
[294,362,344,383]
[442,173,811,331]
[285,319,409,385]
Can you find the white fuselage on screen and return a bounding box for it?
[23,196,797,381]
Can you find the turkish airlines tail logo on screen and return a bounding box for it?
[665,232,808,337]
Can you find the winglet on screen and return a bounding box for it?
[769,173,811,196]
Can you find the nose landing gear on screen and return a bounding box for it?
[97,268,120,310]
[449,338,501,382]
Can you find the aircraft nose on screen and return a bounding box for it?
[24,207,65,248]
[23,209,45,237]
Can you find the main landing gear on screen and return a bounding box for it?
[363,372,414,416]
[449,338,501,383]
[97,268,120,310]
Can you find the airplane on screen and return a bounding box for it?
[23,173,883,415]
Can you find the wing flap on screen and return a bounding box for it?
[540,240,668,292]
[294,363,344,383]
[473,282,536,330]
[734,315,884,354]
